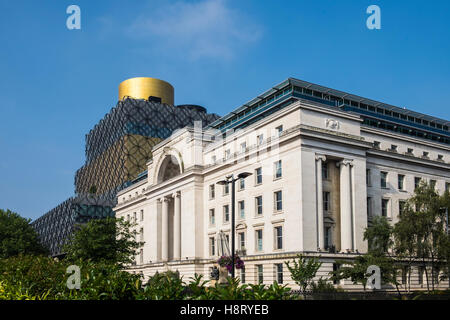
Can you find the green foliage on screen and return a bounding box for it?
[0,209,47,258]
[393,182,450,291]
[0,255,143,300]
[0,281,51,300]
[64,217,143,267]
[309,278,343,300]
[65,262,143,300]
[330,255,399,291]
[284,254,322,295]
[364,216,393,256]
[310,277,340,293]
[138,272,293,300]
[0,255,67,298]
[139,271,185,300]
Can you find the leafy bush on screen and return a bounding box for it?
[0,209,47,259]
[138,271,185,300]
[285,254,322,296]
[0,255,143,300]
[0,255,67,298]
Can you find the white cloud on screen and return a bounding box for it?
[128,0,262,60]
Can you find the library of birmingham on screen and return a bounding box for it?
[34,77,450,290]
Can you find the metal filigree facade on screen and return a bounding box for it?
[32,99,219,256]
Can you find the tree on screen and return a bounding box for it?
[0,209,47,259]
[364,216,393,256]
[363,216,403,293]
[285,254,322,297]
[64,217,143,266]
[393,182,450,291]
[330,216,402,294]
[330,254,399,292]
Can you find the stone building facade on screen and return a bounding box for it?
[114,78,450,290]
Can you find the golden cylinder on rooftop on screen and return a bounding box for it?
[118,77,174,105]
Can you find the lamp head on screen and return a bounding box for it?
[237,172,252,179]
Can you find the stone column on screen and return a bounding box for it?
[160,197,169,261]
[316,155,326,250]
[172,191,181,260]
[339,159,353,252]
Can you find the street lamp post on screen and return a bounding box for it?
[217,172,252,279]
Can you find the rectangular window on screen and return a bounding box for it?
[239,178,245,190]
[322,163,329,180]
[240,267,246,283]
[140,228,144,242]
[256,230,263,252]
[225,149,231,159]
[367,197,372,217]
[399,200,406,216]
[430,180,437,190]
[209,184,215,199]
[402,267,408,285]
[257,134,264,146]
[257,265,264,283]
[380,171,388,188]
[209,237,215,256]
[333,264,340,285]
[323,191,330,212]
[240,142,247,153]
[255,196,263,216]
[223,205,230,223]
[446,182,450,193]
[325,226,332,249]
[133,212,137,222]
[209,209,215,225]
[238,201,245,219]
[211,155,216,164]
[223,183,229,195]
[275,264,283,284]
[255,167,262,185]
[382,199,389,217]
[238,232,245,250]
[274,160,282,179]
[415,177,421,190]
[274,191,283,211]
[140,210,144,221]
[366,169,372,186]
[276,125,283,137]
[418,267,424,285]
[140,249,144,264]
[398,174,405,191]
[274,226,283,250]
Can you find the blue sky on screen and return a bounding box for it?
[1,0,449,221]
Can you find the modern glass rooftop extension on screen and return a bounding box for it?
[208,78,450,145]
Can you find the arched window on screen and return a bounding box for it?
[157,155,181,183]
